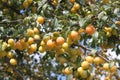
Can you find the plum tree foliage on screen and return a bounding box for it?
[0,0,120,80]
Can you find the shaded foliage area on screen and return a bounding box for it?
[0,0,120,80]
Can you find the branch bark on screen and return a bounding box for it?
[74,43,120,70]
[0,19,22,24]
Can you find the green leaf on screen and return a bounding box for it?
[102,16,108,21]
[109,62,114,68]
[87,70,91,78]
[91,49,97,56]
[0,43,2,52]
[92,31,99,40]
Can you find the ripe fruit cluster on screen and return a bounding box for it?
[71,2,80,13]
[104,27,117,37]
[23,0,33,9]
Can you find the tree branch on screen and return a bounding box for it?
[2,3,21,15]
[73,43,120,70]
[0,19,22,24]
[5,57,24,80]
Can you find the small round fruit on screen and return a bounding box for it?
[10,58,17,65]
[29,44,37,52]
[56,37,65,45]
[28,37,34,44]
[39,46,45,53]
[103,63,109,70]
[33,27,39,34]
[23,1,29,8]
[81,61,89,70]
[85,56,94,63]
[85,25,95,35]
[77,67,83,73]
[40,40,46,47]
[64,67,72,75]
[62,42,69,50]
[37,16,45,24]
[74,3,80,10]
[15,41,23,50]
[34,34,40,40]
[77,67,88,78]
[46,40,55,49]
[27,29,34,37]
[71,7,77,13]
[52,0,58,6]
[104,27,112,32]
[70,31,79,40]
[8,38,15,47]
[7,51,13,58]
[93,57,101,65]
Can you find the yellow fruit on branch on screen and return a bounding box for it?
[73,3,80,10]
[15,41,23,50]
[64,67,73,75]
[70,31,79,41]
[37,16,45,24]
[52,0,58,6]
[7,51,13,58]
[77,67,88,78]
[29,44,37,52]
[71,7,77,13]
[81,61,90,70]
[85,25,95,35]
[27,29,34,37]
[34,34,40,40]
[104,27,112,32]
[46,40,55,50]
[23,1,29,8]
[39,46,45,53]
[33,27,39,34]
[40,40,46,47]
[103,63,109,70]
[28,37,34,45]
[93,57,100,65]
[85,56,94,63]
[10,58,17,65]
[8,38,15,47]
[62,42,69,50]
[56,37,65,45]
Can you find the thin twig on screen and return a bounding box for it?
[74,43,120,70]
[0,19,22,24]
